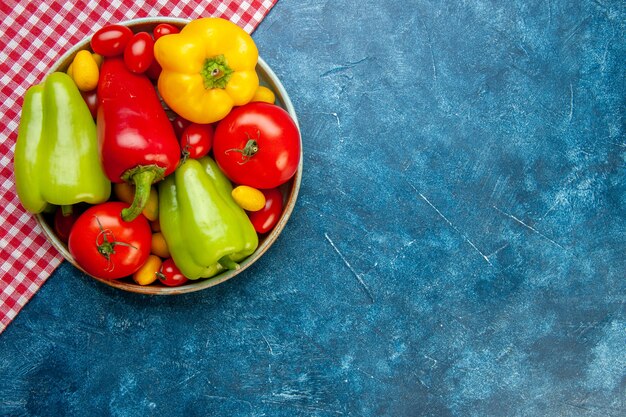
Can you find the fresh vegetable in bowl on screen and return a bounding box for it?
[68,202,152,280]
[154,17,259,124]
[15,17,302,294]
[14,72,110,215]
[158,157,259,280]
[213,102,301,189]
[91,25,134,57]
[180,122,214,159]
[248,188,285,234]
[97,58,180,222]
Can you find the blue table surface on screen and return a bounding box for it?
[1,1,624,416]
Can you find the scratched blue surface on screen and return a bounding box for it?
[1,1,625,416]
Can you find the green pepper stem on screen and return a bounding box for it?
[218,255,240,270]
[61,205,73,217]
[121,169,159,222]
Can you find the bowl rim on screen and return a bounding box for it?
[34,17,303,295]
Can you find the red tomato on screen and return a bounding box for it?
[248,188,284,234]
[158,258,188,287]
[172,116,191,138]
[181,123,213,159]
[91,25,133,57]
[68,202,152,280]
[54,208,80,243]
[214,102,301,189]
[80,90,98,119]
[124,32,154,73]
[153,23,180,40]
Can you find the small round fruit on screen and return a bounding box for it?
[232,185,266,211]
[158,258,188,287]
[133,255,162,286]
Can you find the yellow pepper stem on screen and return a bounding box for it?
[201,55,234,89]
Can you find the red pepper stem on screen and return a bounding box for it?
[120,166,163,222]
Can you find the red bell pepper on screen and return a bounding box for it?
[97,58,180,221]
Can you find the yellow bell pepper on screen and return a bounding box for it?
[154,17,259,124]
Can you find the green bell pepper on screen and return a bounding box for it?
[159,156,259,279]
[14,72,111,214]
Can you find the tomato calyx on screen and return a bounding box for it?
[94,216,137,271]
[180,146,191,164]
[224,135,259,165]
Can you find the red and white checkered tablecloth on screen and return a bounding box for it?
[0,0,277,334]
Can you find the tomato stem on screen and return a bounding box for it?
[224,139,259,165]
[94,216,137,272]
[180,146,191,165]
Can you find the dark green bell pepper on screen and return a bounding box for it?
[14,72,110,214]
[158,156,259,279]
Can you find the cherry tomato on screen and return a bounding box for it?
[80,90,98,119]
[124,32,154,74]
[91,25,133,57]
[213,102,301,189]
[231,185,266,212]
[153,23,180,40]
[145,58,162,81]
[180,123,213,159]
[158,258,188,287]
[248,188,284,234]
[150,220,161,232]
[172,116,191,138]
[54,207,79,243]
[133,255,162,286]
[68,202,152,280]
[151,232,170,258]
